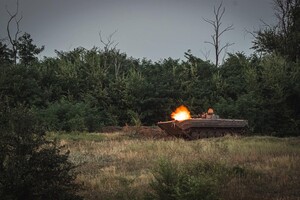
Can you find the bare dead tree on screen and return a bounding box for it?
[6,0,22,65]
[99,30,122,79]
[99,30,119,52]
[203,2,234,67]
[273,0,297,35]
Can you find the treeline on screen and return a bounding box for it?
[1,0,299,136]
[0,44,299,136]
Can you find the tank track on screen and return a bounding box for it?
[183,127,246,140]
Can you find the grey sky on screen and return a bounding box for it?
[0,0,275,61]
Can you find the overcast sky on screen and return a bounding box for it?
[0,0,276,61]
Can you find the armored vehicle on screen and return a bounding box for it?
[158,108,248,140]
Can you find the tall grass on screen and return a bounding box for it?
[48,132,300,199]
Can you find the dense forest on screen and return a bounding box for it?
[1,0,299,137]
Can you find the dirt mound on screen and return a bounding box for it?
[122,125,170,139]
[100,125,172,140]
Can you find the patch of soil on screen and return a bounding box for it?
[100,125,173,140]
[122,125,171,139]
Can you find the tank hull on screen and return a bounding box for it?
[157,118,248,140]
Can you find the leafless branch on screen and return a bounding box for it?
[99,30,118,52]
[214,2,225,22]
[6,0,22,65]
[219,24,234,36]
[200,48,211,61]
[218,42,234,55]
[98,30,123,79]
[244,28,257,38]
[202,17,217,29]
[203,1,234,67]
[259,19,274,29]
[204,41,215,46]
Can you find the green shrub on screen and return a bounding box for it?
[0,105,82,200]
[38,99,87,131]
[35,99,117,132]
[146,159,218,200]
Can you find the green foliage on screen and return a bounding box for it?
[146,158,256,200]
[37,99,87,132]
[17,33,45,66]
[213,53,299,135]
[147,159,218,200]
[0,41,12,65]
[35,99,108,132]
[252,0,300,61]
[0,105,82,200]
[0,64,43,107]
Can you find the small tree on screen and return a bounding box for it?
[17,33,44,66]
[252,0,300,61]
[5,0,44,66]
[0,104,82,200]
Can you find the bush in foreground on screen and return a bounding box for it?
[146,158,251,200]
[146,159,219,200]
[0,105,82,200]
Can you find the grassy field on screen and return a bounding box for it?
[48,129,300,200]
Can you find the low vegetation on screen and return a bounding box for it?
[49,131,300,200]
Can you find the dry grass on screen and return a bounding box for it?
[48,131,300,200]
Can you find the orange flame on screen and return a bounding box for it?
[207,108,214,114]
[171,105,191,121]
